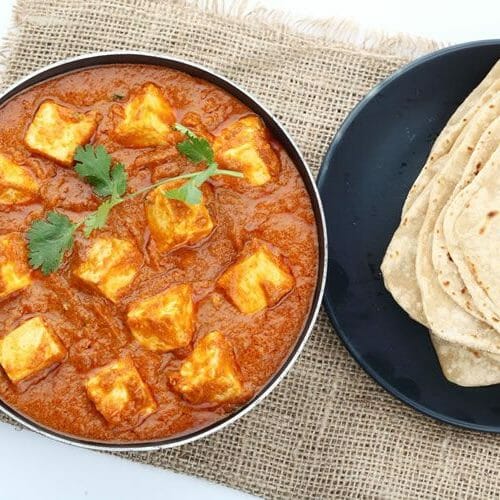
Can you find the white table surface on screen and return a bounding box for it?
[0,1,497,498]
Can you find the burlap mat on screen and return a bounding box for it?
[1,0,498,498]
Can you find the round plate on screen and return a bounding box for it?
[317,40,500,432]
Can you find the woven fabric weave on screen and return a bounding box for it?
[1,0,497,498]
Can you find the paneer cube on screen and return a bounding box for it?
[24,100,99,166]
[85,357,157,427]
[0,153,39,205]
[0,317,66,383]
[73,237,141,302]
[169,331,243,404]
[146,181,214,252]
[213,115,280,186]
[217,243,294,314]
[113,83,176,147]
[127,284,195,352]
[0,233,32,300]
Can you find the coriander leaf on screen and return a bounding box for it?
[83,197,122,237]
[27,211,77,275]
[165,125,219,204]
[173,123,215,165]
[110,163,127,198]
[162,163,216,204]
[74,145,111,195]
[164,180,202,205]
[192,163,218,187]
[74,144,127,198]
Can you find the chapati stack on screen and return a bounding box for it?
[382,60,500,386]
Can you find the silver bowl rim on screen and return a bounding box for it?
[0,50,328,451]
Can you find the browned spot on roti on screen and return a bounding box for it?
[487,210,498,218]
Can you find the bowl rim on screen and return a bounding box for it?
[0,50,328,451]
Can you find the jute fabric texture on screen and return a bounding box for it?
[1,1,496,498]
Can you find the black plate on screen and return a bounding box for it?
[317,40,500,431]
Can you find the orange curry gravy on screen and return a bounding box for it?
[0,64,318,441]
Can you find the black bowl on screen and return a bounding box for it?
[317,40,500,431]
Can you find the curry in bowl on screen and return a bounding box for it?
[0,64,319,442]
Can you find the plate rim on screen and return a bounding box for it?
[317,38,500,433]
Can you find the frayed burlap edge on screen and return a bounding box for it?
[176,0,445,59]
[0,0,445,78]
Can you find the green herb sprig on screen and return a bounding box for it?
[27,124,243,275]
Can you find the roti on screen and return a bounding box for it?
[382,92,500,325]
[431,117,500,321]
[416,94,500,354]
[443,146,500,332]
[401,61,500,215]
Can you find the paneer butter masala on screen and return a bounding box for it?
[0,65,318,441]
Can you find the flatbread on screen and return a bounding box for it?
[431,335,500,387]
[381,172,435,325]
[382,61,500,386]
[443,146,500,332]
[401,62,500,215]
[432,117,500,320]
[416,92,500,354]
[381,92,500,325]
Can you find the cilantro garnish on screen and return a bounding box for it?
[27,124,243,275]
[163,124,240,204]
[82,197,123,237]
[173,123,215,165]
[74,145,127,198]
[27,211,78,275]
